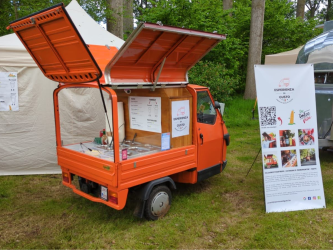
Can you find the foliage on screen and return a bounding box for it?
[76,0,107,23]
[263,0,322,56]
[136,0,321,95]
[189,61,239,102]
[0,0,325,97]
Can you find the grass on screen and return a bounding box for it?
[1,95,333,249]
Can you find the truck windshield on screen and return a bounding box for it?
[197,91,216,125]
[58,87,115,162]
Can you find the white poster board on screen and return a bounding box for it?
[172,100,190,138]
[129,96,161,133]
[254,64,326,213]
[0,72,19,111]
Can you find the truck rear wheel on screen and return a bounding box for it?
[144,185,172,220]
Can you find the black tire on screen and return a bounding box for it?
[144,185,172,220]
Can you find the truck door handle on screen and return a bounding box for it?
[200,133,204,145]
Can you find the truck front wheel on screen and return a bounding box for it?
[144,185,172,220]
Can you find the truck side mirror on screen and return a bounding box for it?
[215,101,225,115]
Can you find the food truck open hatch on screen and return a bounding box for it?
[8,3,230,220]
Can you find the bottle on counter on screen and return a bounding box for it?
[101,129,108,145]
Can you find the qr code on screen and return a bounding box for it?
[260,106,276,126]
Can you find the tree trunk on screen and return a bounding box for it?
[123,0,133,37]
[327,0,332,21]
[13,0,18,19]
[223,0,233,10]
[305,0,320,19]
[296,0,305,19]
[244,0,265,100]
[106,0,124,39]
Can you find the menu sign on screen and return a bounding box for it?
[129,96,161,133]
[254,64,326,213]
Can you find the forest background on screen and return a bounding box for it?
[0,0,330,102]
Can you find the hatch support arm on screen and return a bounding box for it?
[151,57,166,91]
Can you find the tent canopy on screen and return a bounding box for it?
[264,47,302,65]
[0,0,124,176]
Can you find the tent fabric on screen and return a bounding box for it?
[264,47,302,65]
[0,0,124,176]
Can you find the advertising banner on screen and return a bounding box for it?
[254,64,326,213]
[0,72,19,111]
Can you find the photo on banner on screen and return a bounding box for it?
[254,64,326,213]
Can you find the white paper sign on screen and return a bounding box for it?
[129,96,161,133]
[0,72,19,111]
[172,100,190,138]
[254,64,326,213]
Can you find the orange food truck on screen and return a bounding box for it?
[8,3,229,220]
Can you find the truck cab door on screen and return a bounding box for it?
[196,90,224,181]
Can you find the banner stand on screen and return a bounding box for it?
[254,64,326,213]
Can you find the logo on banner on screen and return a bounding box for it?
[173,106,188,131]
[274,78,294,104]
[299,109,311,123]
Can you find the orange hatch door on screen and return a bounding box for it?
[7,3,102,84]
[104,23,226,86]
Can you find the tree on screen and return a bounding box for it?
[223,0,233,10]
[123,0,134,38]
[244,0,265,99]
[296,0,306,19]
[305,0,322,19]
[135,0,321,100]
[106,0,124,39]
[326,0,332,20]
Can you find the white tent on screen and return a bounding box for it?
[264,47,302,65]
[0,0,124,175]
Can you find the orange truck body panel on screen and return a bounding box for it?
[9,4,229,212]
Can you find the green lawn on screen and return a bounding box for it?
[1,95,333,249]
